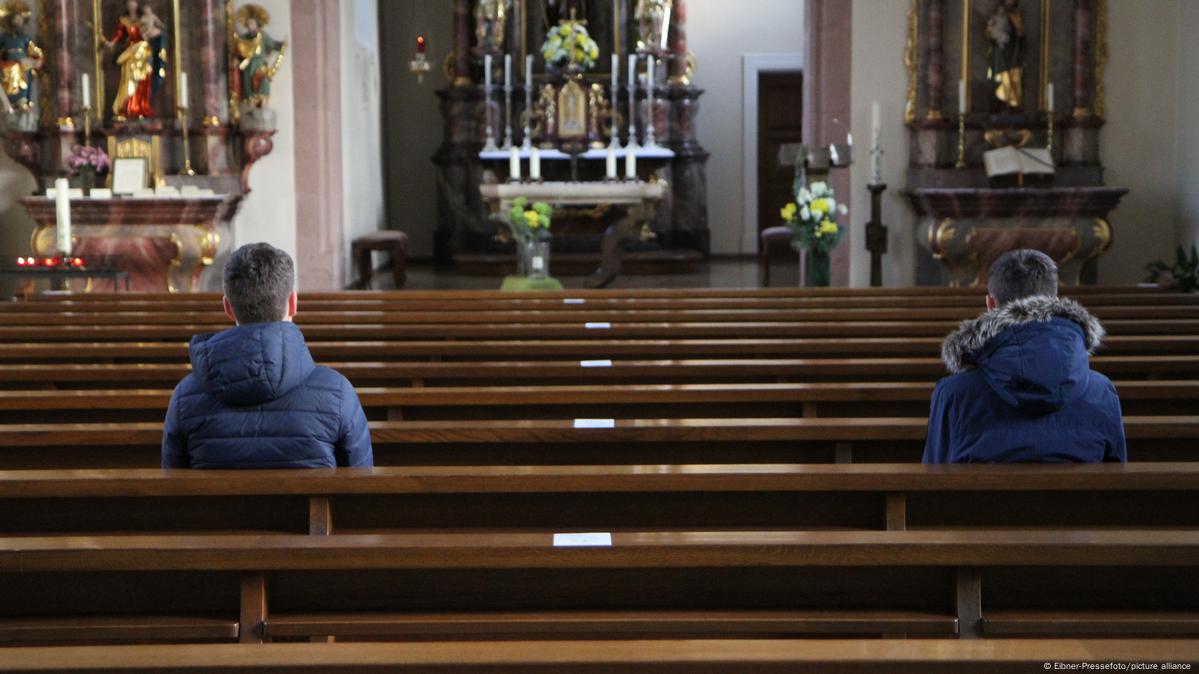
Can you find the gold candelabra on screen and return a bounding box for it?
[954,112,967,169]
[178,105,196,176]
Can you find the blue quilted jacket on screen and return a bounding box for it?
[161,321,373,469]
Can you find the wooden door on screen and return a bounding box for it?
[758,71,804,235]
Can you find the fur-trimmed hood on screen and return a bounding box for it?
[940,295,1105,414]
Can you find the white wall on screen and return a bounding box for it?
[687,0,805,256]
[1178,0,1199,251]
[849,0,912,287]
[340,0,385,283]
[230,0,298,270]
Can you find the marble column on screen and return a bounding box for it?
[924,0,944,121]
[452,0,473,86]
[668,0,688,85]
[198,0,231,175]
[1071,0,1092,118]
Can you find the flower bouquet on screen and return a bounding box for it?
[507,197,553,278]
[780,180,848,287]
[541,20,600,71]
[64,145,110,195]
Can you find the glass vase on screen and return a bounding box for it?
[805,247,831,287]
[526,240,550,279]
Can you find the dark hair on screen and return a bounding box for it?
[223,243,294,324]
[987,249,1059,306]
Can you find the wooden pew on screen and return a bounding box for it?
[1,380,1195,424]
[3,639,1197,673]
[1,529,1197,643]
[4,463,1199,536]
[0,416,1192,468]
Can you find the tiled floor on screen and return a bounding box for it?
[372,257,801,291]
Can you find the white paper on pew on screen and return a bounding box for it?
[563,298,586,304]
[579,359,612,368]
[585,322,611,329]
[553,532,613,547]
[573,418,615,429]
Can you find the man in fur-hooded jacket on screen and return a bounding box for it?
[923,250,1127,463]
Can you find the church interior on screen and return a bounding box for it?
[0,0,1198,670]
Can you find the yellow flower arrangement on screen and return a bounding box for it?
[780,180,847,254]
[541,20,600,71]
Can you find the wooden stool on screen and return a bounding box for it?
[759,226,799,287]
[352,230,409,289]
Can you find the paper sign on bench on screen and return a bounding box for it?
[563,298,586,305]
[553,532,613,547]
[580,359,613,368]
[584,322,611,329]
[573,418,615,429]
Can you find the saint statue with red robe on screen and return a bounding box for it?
[104,0,167,120]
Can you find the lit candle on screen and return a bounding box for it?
[81,73,91,110]
[509,145,521,181]
[504,53,511,89]
[606,146,617,179]
[416,35,426,54]
[525,54,533,90]
[870,101,881,148]
[178,72,189,109]
[54,177,72,255]
[625,146,637,180]
[958,79,966,115]
[484,54,492,90]
[1047,82,1055,113]
[530,146,541,180]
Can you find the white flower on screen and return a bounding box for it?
[810,181,828,197]
[800,206,811,220]
[838,204,848,215]
[797,187,811,202]
[826,198,837,213]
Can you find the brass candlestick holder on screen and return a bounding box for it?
[178,105,196,176]
[1046,111,1055,155]
[954,112,967,169]
[81,105,92,147]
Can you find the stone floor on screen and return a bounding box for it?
[368,256,802,291]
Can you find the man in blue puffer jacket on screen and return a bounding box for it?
[162,243,373,468]
[923,249,1126,463]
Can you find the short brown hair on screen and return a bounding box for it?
[223,243,294,324]
[987,249,1059,306]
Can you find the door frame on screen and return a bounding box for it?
[742,53,805,255]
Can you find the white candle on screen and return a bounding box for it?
[504,54,511,89]
[611,53,618,92]
[625,146,637,179]
[628,54,636,91]
[484,54,492,90]
[525,54,533,90]
[178,72,188,109]
[605,146,617,179]
[530,147,541,180]
[958,79,966,115]
[647,55,655,87]
[870,101,881,147]
[1047,82,1055,113]
[54,178,72,255]
[509,146,521,181]
[81,73,91,109]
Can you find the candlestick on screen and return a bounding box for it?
[954,111,967,169]
[508,146,521,182]
[625,145,637,180]
[958,79,966,115]
[502,55,514,149]
[609,53,620,149]
[530,147,542,181]
[627,55,639,148]
[1046,83,1055,155]
[522,55,534,151]
[482,55,498,152]
[54,178,72,256]
[870,102,883,185]
[605,146,617,180]
[178,105,196,176]
[644,56,657,147]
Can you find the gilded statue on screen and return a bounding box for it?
[635,0,671,54]
[474,0,510,55]
[533,82,556,148]
[587,83,610,148]
[986,0,1025,111]
[104,0,167,120]
[232,4,286,109]
[0,0,42,114]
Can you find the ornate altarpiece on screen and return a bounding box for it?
[434,0,709,270]
[904,0,1126,286]
[2,0,277,291]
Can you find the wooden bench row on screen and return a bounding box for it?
[4,463,1199,534]
[1,529,1197,643]
[4,639,1196,672]
[1,381,1194,424]
[0,416,1189,468]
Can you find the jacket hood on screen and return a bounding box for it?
[188,321,316,406]
[941,295,1105,413]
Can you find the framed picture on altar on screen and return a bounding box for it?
[111,158,150,195]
